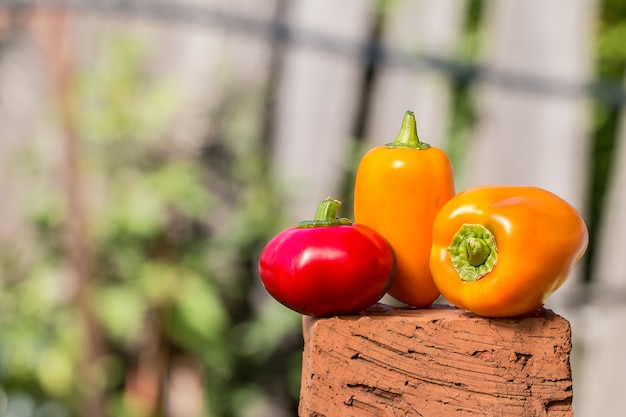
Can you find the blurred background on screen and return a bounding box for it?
[0,0,624,416]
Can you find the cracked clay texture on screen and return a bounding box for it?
[299,304,572,417]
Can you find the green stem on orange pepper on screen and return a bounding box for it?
[447,224,498,282]
[386,110,430,150]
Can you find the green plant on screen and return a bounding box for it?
[0,32,302,417]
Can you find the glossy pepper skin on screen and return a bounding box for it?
[259,198,395,317]
[430,185,589,318]
[354,111,455,307]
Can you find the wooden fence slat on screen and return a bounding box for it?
[465,0,596,306]
[271,0,375,222]
[0,29,45,247]
[576,73,626,417]
[589,76,626,291]
[366,0,467,150]
[157,0,280,151]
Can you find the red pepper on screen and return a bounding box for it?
[258,198,396,316]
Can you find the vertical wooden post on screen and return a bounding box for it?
[30,7,105,417]
[463,0,596,305]
[271,0,374,221]
[578,73,626,416]
[366,0,468,149]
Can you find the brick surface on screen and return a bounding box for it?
[299,304,572,417]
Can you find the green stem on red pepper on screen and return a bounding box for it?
[386,110,430,150]
[297,197,353,228]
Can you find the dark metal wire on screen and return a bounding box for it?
[2,0,626,108]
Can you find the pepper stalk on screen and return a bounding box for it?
[386,110,430,150]
[447,224,498,281]
[297,197,353,228]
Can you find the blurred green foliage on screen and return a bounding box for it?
[0,32,301,417]
[444,0,483,182]
[584,0,626,281]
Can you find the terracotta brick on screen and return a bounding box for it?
[299,304,572,417]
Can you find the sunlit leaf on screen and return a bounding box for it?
[233,297,300,360]
[36,348,74,398]
[138,261,181,305]
[92,285,147,343]
[148,161,215,219]
[170,274,228,342]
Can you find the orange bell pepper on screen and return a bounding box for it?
[430,185,589,317]
[354,111,455,307]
